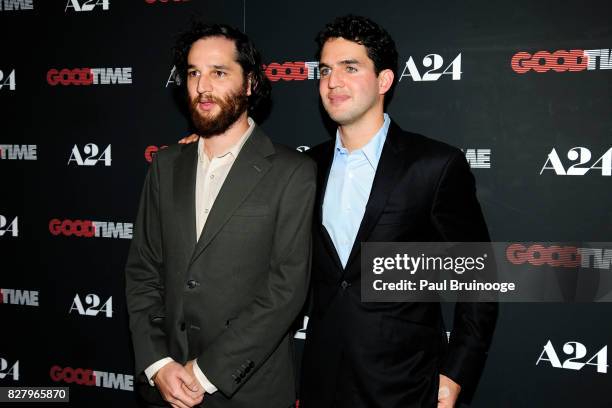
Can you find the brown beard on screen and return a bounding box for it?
[189,85,248,138]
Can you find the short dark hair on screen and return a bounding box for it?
[316,15,398,80]
[173,22,271,117]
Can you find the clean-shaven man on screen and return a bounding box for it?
[126,22,315,408]
[300,15,498,408]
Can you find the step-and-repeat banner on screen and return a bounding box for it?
[1,1,611,407]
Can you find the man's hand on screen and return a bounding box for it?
[182,360,206,401]
[153,361,203,408]
[178,134,199,144]
[437,374,461,408]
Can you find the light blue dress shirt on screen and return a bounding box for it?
[323,113,391,268]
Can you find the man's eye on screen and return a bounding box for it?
[346,66,357,73]
[187,71,199,77]
[320,67,330,77]
[215,71,226,77]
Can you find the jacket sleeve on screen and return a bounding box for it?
[196,158,316,397]
[431,151,498,397]
[125,157,169,375]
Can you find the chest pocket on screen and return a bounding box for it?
[377,210,415,225]
[221,204,270,234]
[232,204,269,217]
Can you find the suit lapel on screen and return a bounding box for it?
[313,142,344,273]
[315,144,333,226]
[344,122,415,270]
[189,127,273,266]
[173,142,199,261]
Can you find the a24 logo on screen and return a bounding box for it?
[537,340,608,374]
[400,53,462,82]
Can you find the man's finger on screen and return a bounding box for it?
[178,134,198,144]
[167,395,190,408]
[182,382,204,400]
[168,388,197,408]
[178,369,200,393]
[175,388,201,407]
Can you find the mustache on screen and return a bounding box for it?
[193,94,220,104]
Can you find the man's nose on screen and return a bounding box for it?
[196,75,212,94]
[327,69,343,88]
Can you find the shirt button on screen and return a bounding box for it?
[204,208,209,213]
[340,281,350,290]
[210,174,215,179]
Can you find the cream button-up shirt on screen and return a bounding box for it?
[195,118,255,240]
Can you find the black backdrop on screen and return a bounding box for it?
[1,1,611,407]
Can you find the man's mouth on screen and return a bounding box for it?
[327,94,350,105]
[198,100,216,111]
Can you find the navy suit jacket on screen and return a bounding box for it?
[300,121,498,408]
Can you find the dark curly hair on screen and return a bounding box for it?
[316,15,398,82]
[173,22,271,118]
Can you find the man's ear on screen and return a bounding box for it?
[246,74,253,97]
[378,69,394,95]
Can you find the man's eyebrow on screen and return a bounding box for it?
[319,59,360,68]
[186,64,230,70]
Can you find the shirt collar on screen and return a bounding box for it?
[198,117,255,163]
[334,113,391,169]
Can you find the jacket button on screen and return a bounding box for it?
[187,280,199,289]
[180,322,186,331]
[340,280,349,290]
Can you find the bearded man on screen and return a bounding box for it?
[125,22,316,408]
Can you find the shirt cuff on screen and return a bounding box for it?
[193,360,218,394]
[144,357,174,386]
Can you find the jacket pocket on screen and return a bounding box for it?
[380,315,439,350]
[377,210,415,225]
[233,204,269,217]
[149,312,165,328]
